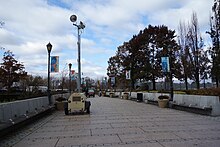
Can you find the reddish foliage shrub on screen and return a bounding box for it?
[184,88,220,96]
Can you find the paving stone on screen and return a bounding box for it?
[120,133,149,141]
[109,142,163,147]
[160,139,220,147]
[27,129,91,139]
[13,139,58,147]
[91,127,144,136]
[56,135,121,146]
[1,97,220,147]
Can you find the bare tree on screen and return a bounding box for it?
[0,21,5,50]
[178,12,210,89]
[0,21,4,28]
[186,12,202,89]
[178,21,193,90]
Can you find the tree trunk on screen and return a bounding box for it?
[152,74,156,90]
[184,76,188,90]
[131,79,135,90]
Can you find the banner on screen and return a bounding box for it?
[72,73,78,80]
[70,70,75,80]
[161,57,170,73]
[102,77,107,84]
[51,56,59,72]
[125,70,131,79]
[71,70,75,75]
[111,77,115,85]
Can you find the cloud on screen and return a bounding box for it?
[137,0,212,30]
[0,0,214,80]
[0,29,24,45]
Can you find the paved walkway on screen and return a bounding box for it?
[1,97,220,147]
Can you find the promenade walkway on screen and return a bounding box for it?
[1,96,220,147]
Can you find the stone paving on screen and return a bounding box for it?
[1,96,220,147]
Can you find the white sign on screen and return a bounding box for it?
[126,70,131,79]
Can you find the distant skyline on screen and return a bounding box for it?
[0,0,213,80]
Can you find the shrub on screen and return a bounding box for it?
[184,88,220,96]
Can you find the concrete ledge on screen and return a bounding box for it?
[0,93,69,122]
[145,99,158,105]
[0,97,49,122]
[170,102,212,115]
[91,91,220,116]
[0,106,54,138]
[172,94,220,116]
[126,92,218,115]
[0,93,68,138]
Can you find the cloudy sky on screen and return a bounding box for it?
[0,0,213,80]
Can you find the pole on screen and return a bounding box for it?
[48,52,51,105]
[170,69,173,101]
[169,50,173,101]
[77,28,81,93]
[70,15,85,92]
[69,65,71,93]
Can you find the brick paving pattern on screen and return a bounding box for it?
[1,97,220,147]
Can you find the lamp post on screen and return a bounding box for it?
[46,42,52,105]
[68,63,72,93]
[70,14,85,93]
[119,44,131,94]
[168,46,173,101]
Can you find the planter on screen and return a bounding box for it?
[109,92,115,98]
[123,93,129,99]
[158,95,169,108]
[55,101,65,110]
[158,99,169,108]
[101,91,105,97]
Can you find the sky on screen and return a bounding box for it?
[0,0,214,80]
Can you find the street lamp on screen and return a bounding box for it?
[161,45,173,101]
[119,43,131,94]
[68,63,72,93]
[46,42,52,105]
[168,46,173,101]
[70,14,85,93]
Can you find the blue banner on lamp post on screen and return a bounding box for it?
[51,56,59,72]
[111,77,115,85]
[161,57,170,73]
